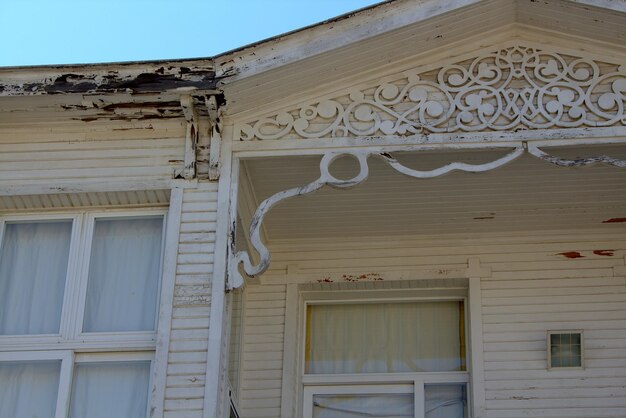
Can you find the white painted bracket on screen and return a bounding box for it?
[175,95,199,180]
[227,141,626,290]
[227,146,524,289]
[207,95,222,181]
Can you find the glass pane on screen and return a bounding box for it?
[313,393,414,417]
[425,384,467,418]
[306,301,464,374]
[550,332,582,368]
[83,217,163,332]
[69,361,150,418]
[0,361,61,418]
[0,221,72,335]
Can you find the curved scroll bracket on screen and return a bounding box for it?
[227,147,525,289]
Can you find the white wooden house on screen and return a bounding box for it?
[1,1,625,417]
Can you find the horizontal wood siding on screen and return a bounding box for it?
[481,243,626,418]
[239,284,286,418]
[0,120,185,194]
[238,230,626,417]
[164,184,218,418]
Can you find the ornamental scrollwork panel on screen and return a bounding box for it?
[236,44,626,140]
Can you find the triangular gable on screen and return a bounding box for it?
[235,42,626,141]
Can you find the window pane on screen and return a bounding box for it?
[83,217,163,332]
[313,394,413,417]
[0,221,72,335]
[69,361,150,418]
[425,384,467,418]
[306,301,464,374]
[0,361,61,418]
[549,332,582,368]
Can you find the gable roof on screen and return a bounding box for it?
[215,0,626,116]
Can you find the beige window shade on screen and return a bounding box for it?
[306,301,464,374]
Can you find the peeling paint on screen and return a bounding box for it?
[2,67,217,97]
[317,277,333,283]
[341,273,383,282]
[593,250,614,256]
[557,251,585,259]
[529,146,626,168]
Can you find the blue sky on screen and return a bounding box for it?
[0,0,382,67]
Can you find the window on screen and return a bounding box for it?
[301,294,470,418]
[548,331,583,369]
[0,210,165,418]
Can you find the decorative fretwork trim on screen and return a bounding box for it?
[235,44,626,141]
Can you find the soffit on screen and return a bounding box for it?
[240,145,626,241]
[220,0,626,117]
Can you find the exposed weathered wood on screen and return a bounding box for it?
[206,95,223,181]
[0,61,216,96]
[528,143,626,168]
[175,95,199,180]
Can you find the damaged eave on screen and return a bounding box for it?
[0,59,219,96]
[213,0,452,81]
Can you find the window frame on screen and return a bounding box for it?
[0,209,167,349]
[297,288,471,418]
[0,350,155,418]
[75,211,167,341]
[547,330,584,370]
[0,209,167,418]
[0,213,81,346]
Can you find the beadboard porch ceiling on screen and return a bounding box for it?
[239,144,626,241]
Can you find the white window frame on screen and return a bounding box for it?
[304,383,414,418]
[0,208,167,350]
[0,350,155,418]
[547,330,584,370]
[297,288,471,418]
[0,209,166,418]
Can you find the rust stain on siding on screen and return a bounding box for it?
[557,251,585,259]
[602,218,626,223]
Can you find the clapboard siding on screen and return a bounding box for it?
[482,256,626,418]
[239,284,286,418]
[238,229,626,417]
[0,121,185,194]
[164,184,218,418]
